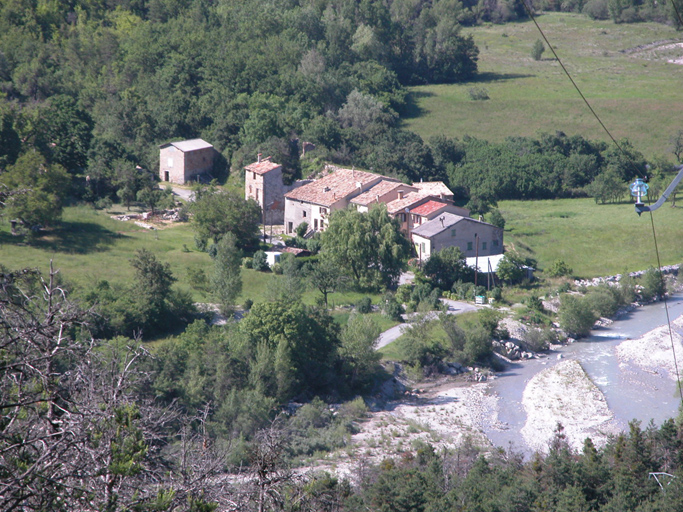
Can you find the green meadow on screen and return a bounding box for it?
[500,197,683,277]
[403,13,683,159]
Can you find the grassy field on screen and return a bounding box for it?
[500,197,683,277]
[0,206,211,299]
[402,13,683,159]
[0,206,387,307]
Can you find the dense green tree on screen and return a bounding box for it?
[239,300,340,400]
[307,255,347,307]
[210,233,242,315]
[423,246,473,290]
[496,252,529,285]
[339,313,382,389]
[191,188,261,250]
[322,204,411,290]
[0,150,71,229]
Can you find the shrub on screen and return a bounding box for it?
[356,296,372,314]
[468,87,490,101]
[585,285,621,317]
[559,294,597,338]
[382,293,405,321]
[242,257,253,269]
[583,0,609,19]
[272,262,283,275]
[531,39,545,61]
[488,287,503,302]
[547,260,573,278]
[243,298,253,310]
[295,221,309,238]
[396,284,413,304]
[252,250,269,271]
[640,267,666,302]
[525,294,544,312]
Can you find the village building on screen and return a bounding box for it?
[411,212,503,262]
[386,194,469,235]
[283,167,398,234]
[159,139,215,184]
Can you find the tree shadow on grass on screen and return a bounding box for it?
[0,220,127,254]
[469,71,535,83]
[402,90,435,119]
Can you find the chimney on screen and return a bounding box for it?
[398,190,404,200]
[376,195,380,203]
[439,216,445,227]
[257,153,262,163]
[479,215,484,222]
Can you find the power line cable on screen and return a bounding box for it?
[519,3,683,404]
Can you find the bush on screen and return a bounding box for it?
[242,257,253,269]
[243,298,253,310]
[525,294,544,312]
[531,39,545,61]
[295,221,309,238]
[585,285,621,317]
[382,292,404,321]
[468,87,490,101]
[252,250,269,271]
[272,262,283,275]
[640,267,666,302]
[488,287,503,302]
[547,260,573,278]
[522,327,556,352]
[559,294,597,338]
[396,284,412,304]
[583,0,609,19]
[356,296,372,314]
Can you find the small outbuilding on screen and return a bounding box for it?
[159,139,215,184]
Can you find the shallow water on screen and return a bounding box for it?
[485,295,683,453]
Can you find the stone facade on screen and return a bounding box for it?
[412,213,503,262]
[244,155,310,225]
[159,139,215,184]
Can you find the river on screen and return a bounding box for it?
[484,294,683,453]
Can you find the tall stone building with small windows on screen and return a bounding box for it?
[244,154,309,225]
[159,139,215,184]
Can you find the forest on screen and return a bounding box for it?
[2,0,683,510]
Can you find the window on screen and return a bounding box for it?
[467,242,473,251]
[314,219,319,229]
[167,157,174,167]
[249,185,252,194]
[288,222,293,233]
[493,240,499,247]
[482,242,487,250]
[451,229,456,237]
[253,172,256,179]
[320,207,328,215]
[303,211,307,218]
[421,242,426,253]
[399,213,406,222]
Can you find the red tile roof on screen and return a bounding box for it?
[410,200,448,217]
[245,157,281,175]
[385,192,431,214]
[285,168,389,207]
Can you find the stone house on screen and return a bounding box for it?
[411,212,503,262]
[284,167,397,234]
[159,139,215,184]
[386,195,469,236]
[244,155,310,225]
